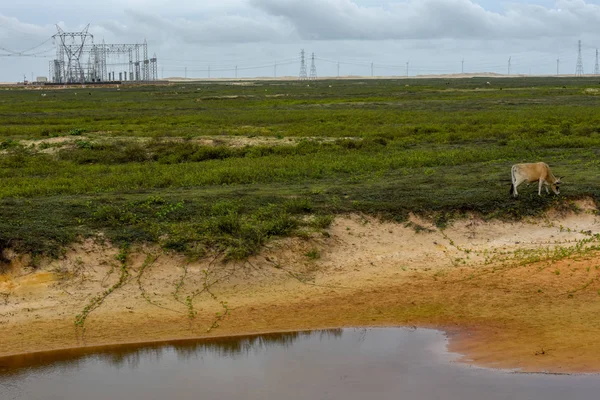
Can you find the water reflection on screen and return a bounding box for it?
[1,328,599,400]
[0,329,343,375]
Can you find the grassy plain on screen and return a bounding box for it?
[1,77,600,259]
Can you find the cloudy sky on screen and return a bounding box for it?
[1,0,600,81]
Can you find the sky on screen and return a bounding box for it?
[1,0,600,81]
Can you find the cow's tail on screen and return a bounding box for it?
[509,165,516,196]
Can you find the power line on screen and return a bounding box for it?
[0,37,54,56]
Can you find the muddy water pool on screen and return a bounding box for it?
[1,328,598,400]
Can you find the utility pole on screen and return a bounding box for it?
[371,62,373,77]
[595,49,599,75]
[405,61,409,77]
[184,66,187,79]
[576,40,584,76]
[557,58,559,75]
[235,65,238,79]
[507,57,511,75]
[274,62,277,78]
[337,62,340,78]
[461,58,464,74]
[208,65,211,79]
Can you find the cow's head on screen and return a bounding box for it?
[552,177,562,195]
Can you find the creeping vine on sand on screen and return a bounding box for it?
[206,301,230,333]
[173,252,237,332]
[172,263,189,305]
[136,252,182,313]
[442,234,600,284]
[74,245,130,338]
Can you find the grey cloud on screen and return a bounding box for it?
[250,0,600,40]
[0,14,56,42]
[99,9,292,45]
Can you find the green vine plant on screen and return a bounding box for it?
[443,233,600,284]
[172,263,189,305]
[74,244,130,340]
[206,301,230,333]
[136,252,182,314]
[182,263,237,332]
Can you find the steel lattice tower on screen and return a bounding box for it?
[299,49,308,80]
[135,43,141,81]
[309,52,317,80]
[143,39,149,81]
[595,49,599,76]
[52,24,93,83]
[576,40,584,76]
[128,48,134,81]
[150,53,158,81]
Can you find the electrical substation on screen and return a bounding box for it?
[49,24,158,84]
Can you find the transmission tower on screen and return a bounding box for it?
[309,52,317,80]
[595,49,599,76]
[576,40,584,76]
[299,49,308,80]
[52,24,93,83]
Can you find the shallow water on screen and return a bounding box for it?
[1,328,598,400]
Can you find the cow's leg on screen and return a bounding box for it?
[513,177,527,197]
[538,179,543,196]
[545,183,550,194]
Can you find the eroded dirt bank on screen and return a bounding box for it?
[2,201,600,373]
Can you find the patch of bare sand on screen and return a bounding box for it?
[12,135,352,154]
[1,202,600,373]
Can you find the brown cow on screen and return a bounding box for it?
[510,162,561,197]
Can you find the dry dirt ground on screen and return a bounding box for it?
[2,201,600,373]
[8,135,346,156]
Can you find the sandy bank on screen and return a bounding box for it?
[2,201,600,373]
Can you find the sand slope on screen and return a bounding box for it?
[2,200,600,372]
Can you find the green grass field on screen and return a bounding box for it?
[1,77,600,260]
